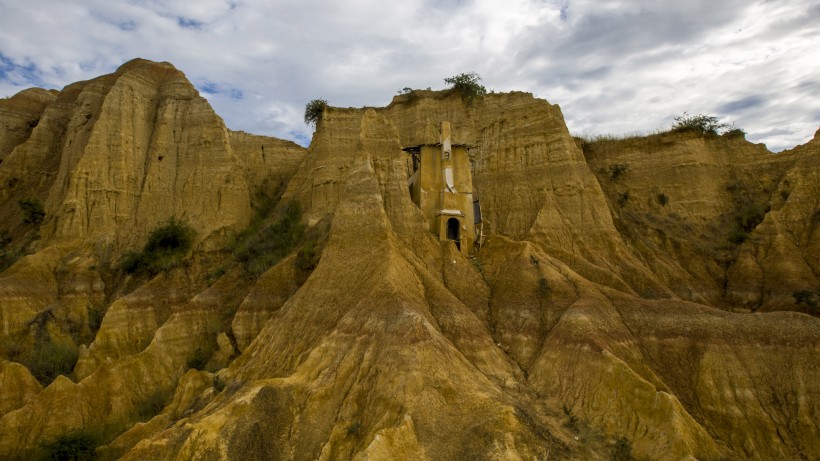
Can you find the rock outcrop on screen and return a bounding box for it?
[0,60,817,460]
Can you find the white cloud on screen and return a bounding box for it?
[1,0,817,151]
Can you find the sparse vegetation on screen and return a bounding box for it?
[575,129,667,145]
[612,436,633,461]
[444,72,486,103]
[793,290,819,313]
[38,429,97,461]
[213,375,226,392]
[136,390,170,422]
[186,347,211,371]
[617,191,631,207]
[233,201,305,276]
[304,98,328,127]
[724,181,767,245]
[346,421,362,436]
[87,307,105,334]
[727,229,749,245]
[19,198,46,225]
[537,277,549,298]
[27,340,79,386]
[657,193,669,206]
[562,404,579,431]
[0,232,22,272]
[295,238,320,272]
[672,112,731,136]
[723,127,746,138]
[119,218,196,276]
[609,163,629,181]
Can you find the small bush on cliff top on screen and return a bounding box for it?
[672,112,730,136]
[444,72,486,102]
[304,98,327,127]
[120,218,195,276]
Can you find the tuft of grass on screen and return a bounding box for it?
[562,404,579,431]
[612,436,633,461]
[536,277,550,298]
[609,163,629,181]
[617,191,631,208]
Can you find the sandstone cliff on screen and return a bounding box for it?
[0,60,817,460]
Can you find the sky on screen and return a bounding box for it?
[1,0,818,151]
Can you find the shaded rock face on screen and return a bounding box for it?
[0,61,818,461]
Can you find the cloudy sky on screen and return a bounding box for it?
[1,0,818,151]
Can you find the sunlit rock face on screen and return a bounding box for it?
[0,59,817,461]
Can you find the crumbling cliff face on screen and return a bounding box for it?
[0,59,817,460]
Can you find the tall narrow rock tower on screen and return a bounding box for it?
[405,121,478,254]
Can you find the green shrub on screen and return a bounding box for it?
[144,218,195,255]
[295,239,320,272]
[27,340,79,386]
[19,198,46,225]
[444,72,486,102]
[304,98,327,127]
[38,429,97,461]
[119,218,195,276]
[672,112,730,136]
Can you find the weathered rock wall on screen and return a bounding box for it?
[0,63,817,461]
[583,130,820,311]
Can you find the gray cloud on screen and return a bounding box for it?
[717,95,767,114]
[0,0,817,151]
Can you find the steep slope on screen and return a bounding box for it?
[0,62,818,461]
